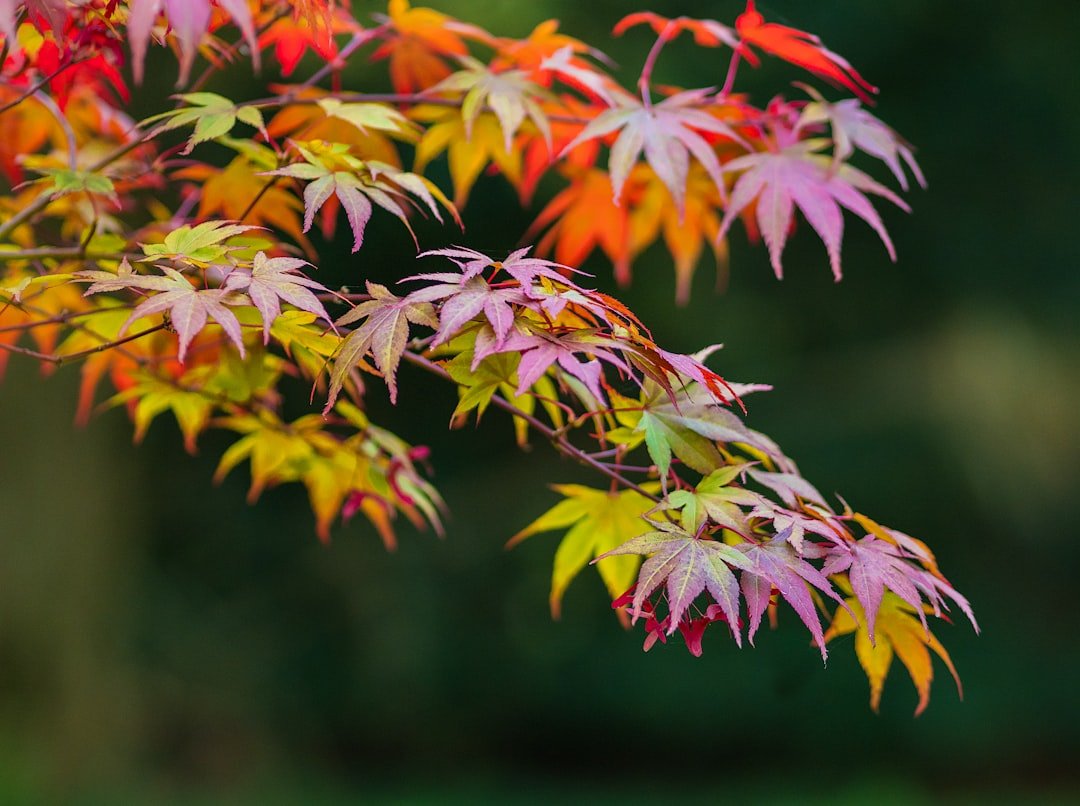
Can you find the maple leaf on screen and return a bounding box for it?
[563,89,746,214]
[128,0,258,85]
[746,468,830,510]
[313,98,420,141]
[613,12,739,50]
[596,520,754,645]
[143,92,265,154]
[509,329,626,406]
[215,411,356,543]
[269,143,456,251]
[738,533,849,660]
[531,160,727,303]
[800,89,926,191]
[734,1,877,103]
[109,371,215,454]
[718,141,910,280]
[429,56,552,151]
[660,464,761,534]
[609,378,790,486]
[630,164,727,304]
[508,484,661,618]
[257,6,359,77]
[444,349,519,420]
[79,263,246,362]
[535,43,619,106]
[0,89,65,183]
[404,273,526,349]
[493,19,603,77]
[326,281,438,409]
[819,536,942,645]
[0,270,89,378]
[825,593,962,716]
[371,0,494,93]
[0,0,68,42]
[530,167,637,283]
[265,91,413,171]
[411,104,522,206]
[141,220,259,264]
[222,252,331,344]
[29,166,118,206]
[418,245,577,290]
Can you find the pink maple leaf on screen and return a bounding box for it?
[128,0,258,85]
[718,141,909,281]
[223,252,332,344]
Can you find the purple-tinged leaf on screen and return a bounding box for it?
[598,522,752,643]
[327,282,439,408]
[79,263,245,361]
[563,89,747,214]
[748,468,831,510]
[719,141,909,280]
[821,536,930,644]
[739,533,848,661]
[224,252,331,343]
[800,90,926,191]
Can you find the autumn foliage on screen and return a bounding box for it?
[0,0,975,714]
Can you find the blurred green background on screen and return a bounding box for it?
[1,1,1078,802]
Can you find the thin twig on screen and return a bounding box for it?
[0,57,87,116]
[0,324,164,365]
[0,248,133,261]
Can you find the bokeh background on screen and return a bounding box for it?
[1,1,1078,801]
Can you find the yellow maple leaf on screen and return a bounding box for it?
[825,592,963,716]
[412,105,523,206]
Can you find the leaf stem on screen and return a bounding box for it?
[638,21,678,109]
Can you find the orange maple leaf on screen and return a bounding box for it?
[0,89,65,183]
[174,157,314,258]
[371,0,493,94]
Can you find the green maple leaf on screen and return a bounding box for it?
[142,221,259,264]
[143,92,265,155]
[608,380,790,487]
[661,464,760,533]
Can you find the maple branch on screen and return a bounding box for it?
[237,178,281,224]
[0,57,87,116]
[0,324,163,366]
[0,305,132,334]
[0,248,133,262]
[401,350,660,503]
[299,26,387,90]
[242,91,596,126]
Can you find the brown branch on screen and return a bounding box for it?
[0,57,88,116]
[0,324,164,366]
[0,248,134,262]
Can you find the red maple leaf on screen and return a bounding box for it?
[735,1,877,103]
